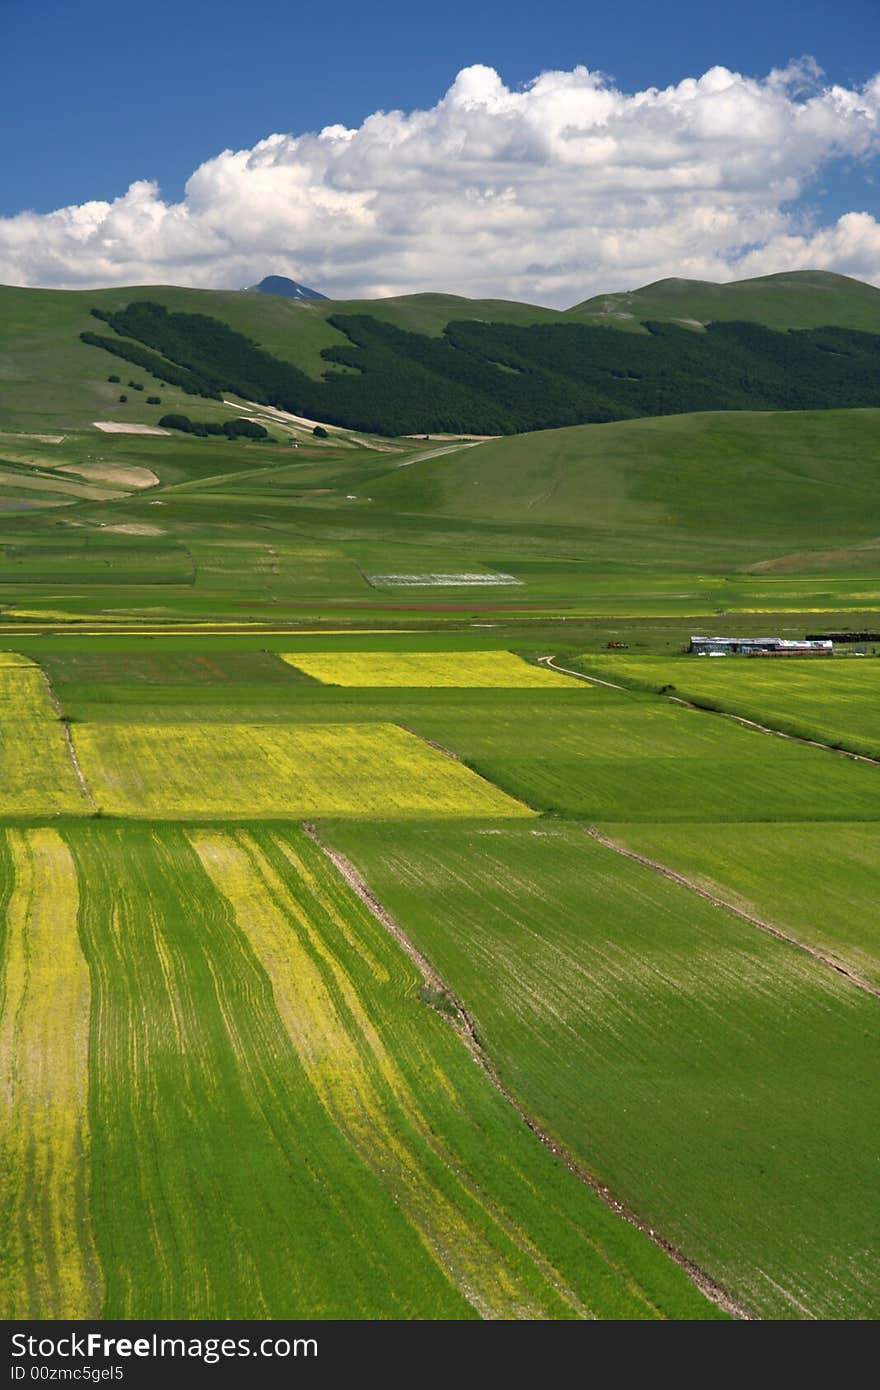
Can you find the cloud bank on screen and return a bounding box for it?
[2,60,879,304]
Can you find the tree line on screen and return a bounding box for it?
[80,302,880,436]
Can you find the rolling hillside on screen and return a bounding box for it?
[364,408,880,560]
[569,270,880,334]
[2,270,878,432]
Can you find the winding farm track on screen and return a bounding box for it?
[537,654,626,691]
[393,440,484,469]
[665,695,880,768]
[304,822,753,1321]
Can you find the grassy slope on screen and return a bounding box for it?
[364,408,880,566]
[569,270,880,333]
[323,818,880,1320]
[21,409,829,624]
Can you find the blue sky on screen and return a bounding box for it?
[3,0,877,215]
[1,0,878,298]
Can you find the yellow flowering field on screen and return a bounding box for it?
[0,658,90,815]
[0,829,101,1318]
[280,650,580,687]
[73,721,533,819]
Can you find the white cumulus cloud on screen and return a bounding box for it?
[1,60,879,304]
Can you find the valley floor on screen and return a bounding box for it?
[1,410,878,1320]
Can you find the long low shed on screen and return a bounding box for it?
[690,636,833,656]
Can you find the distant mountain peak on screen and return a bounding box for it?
[245,274,328,301]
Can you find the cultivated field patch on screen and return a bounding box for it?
[53,822,713,1319]
[280,650,579,688]
[72,720,533,818]
[0,829,101,1318]
[0,657,89,816]
[54,463,159,490]
[408,691,880,822]
[191,829,587,1318]
[602,821,880,988]
[577,653,880,757]
[325,818,880,1319]
[92,422,171,436]
[0,468,122,502]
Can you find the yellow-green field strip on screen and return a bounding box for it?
[0,659,92,816]
[281,650,580,687]
[0,829,101,1317]
[71,722,534,819]
[0,822,718,1319]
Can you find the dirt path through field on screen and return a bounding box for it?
[304,822,753,1320]
[38,668,95,811]
[393,440,483,469]
[586,826,880,1000]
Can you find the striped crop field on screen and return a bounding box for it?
[324,818,880,1320]
[0,655,89,817]
[72,721,532,819]
[280,650,580,687]
[2,822,717,1319]
[575,653,880,758]
[0,829,101,1318]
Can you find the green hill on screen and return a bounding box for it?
[363,408,880,565]
[568,270,880,334]
[0,283,558,431]
[2,270,879,434]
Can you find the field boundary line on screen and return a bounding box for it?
[37,667,96,811]
[304,821,753,1321]
[395,722,462,761]
[586,826,880,1000]
[664,694,880,768]
[393,721,541,813]
[548,653,880,765]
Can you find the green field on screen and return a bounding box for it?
[1,821,716,1319]
[599,821,880,989]
[576,652,880,757]
[323,818,880,1320]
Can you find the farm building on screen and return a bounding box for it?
[690,636,833,657]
